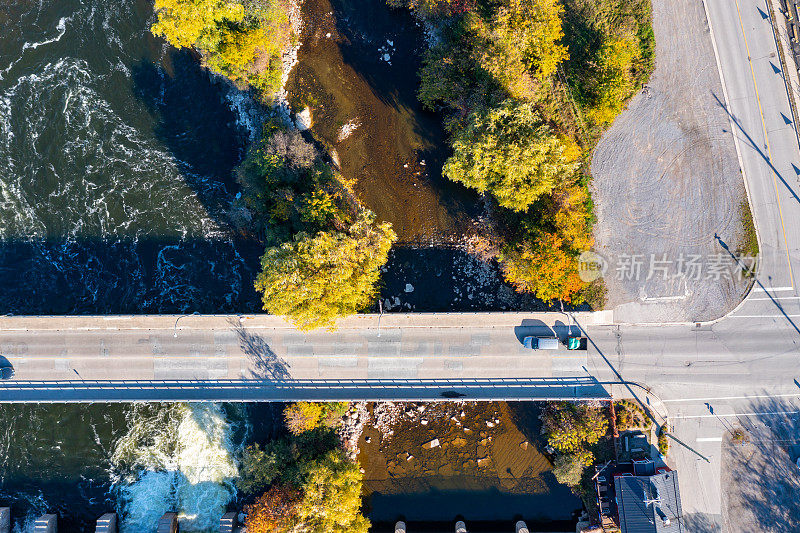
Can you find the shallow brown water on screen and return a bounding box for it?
[359,402,582,527]
[286,0,479,243]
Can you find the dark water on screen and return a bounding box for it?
[0,0,262,314]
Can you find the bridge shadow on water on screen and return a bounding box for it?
[0,237,263,314]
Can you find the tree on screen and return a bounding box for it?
[443,100,579,211]
[237,442,291,495]
[552,449,593,487]
[294,451,370,533]
[254,211,396,330]
[151,0,291,93]
[541,401,609,453]
[284,402,348,435]
[544,183,593,253]
[499,232,585,302]
[471,0,568,100]
[586,33,640,125]
[244,485,301,533]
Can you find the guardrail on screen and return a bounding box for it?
[0,377,611,403]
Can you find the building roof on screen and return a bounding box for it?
[614,471,683,533]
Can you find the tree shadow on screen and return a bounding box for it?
[722,396,800,532]
[230,319,291,381]
[682,513,722,533]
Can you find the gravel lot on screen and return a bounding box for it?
[590,0,750,323]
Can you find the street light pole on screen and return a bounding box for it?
[377,300,384,338]
[173,311,200,338]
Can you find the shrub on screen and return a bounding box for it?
[387,0,473,17]
[614,399,651,431]
[552,449,594,486]
[657,424,669,456]
[284,402,349,434]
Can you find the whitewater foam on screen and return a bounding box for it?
[112,403,243,533]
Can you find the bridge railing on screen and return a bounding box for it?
[0,377,611,403]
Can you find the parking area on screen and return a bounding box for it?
[591,0,750,323]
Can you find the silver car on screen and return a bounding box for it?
[523,336,559,350]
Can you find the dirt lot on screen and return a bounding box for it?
[591,0,750,323]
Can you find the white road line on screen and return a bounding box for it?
[663,392,800,402]
[673,409,800,419]
[751,286,795,292]
[696,437,723,442]
[726,314,800,318]
[746,296,800,301]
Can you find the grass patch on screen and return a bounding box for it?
[738,199,759,258]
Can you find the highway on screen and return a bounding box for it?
[1,0,800,528]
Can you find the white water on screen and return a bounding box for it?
[111,404,243,533]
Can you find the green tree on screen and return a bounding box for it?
[151,0,291,93]
[541,401,609,453]
[443,100,579,211]
[552,449,593,486]
[254,211,396,330]
[237,442,291,495]
[294,450,370,533]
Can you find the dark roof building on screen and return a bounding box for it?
[614,470,684,533]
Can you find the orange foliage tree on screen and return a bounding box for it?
[244,485,301,533]
[499,232,585,302]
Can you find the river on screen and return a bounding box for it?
[0,0,549,530]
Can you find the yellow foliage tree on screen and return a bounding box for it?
[471,0,568,100]
[586,33,640,125]
[294,451,370,533]
[244,485,301,533]
[548,184,593,252]
[151,0,291,93]
[254,211,396,330]
[541,401,609,453]
[151,0,245,48]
